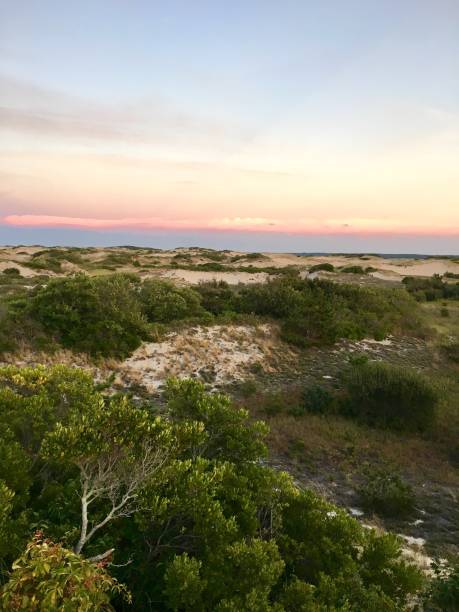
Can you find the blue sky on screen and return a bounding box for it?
[1,0,458,252]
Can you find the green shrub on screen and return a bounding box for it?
[403,275,459,301]
[28,274,148,357]
[300,384,334,415]
[260,392,284,416]
[358,468,415,517]
[442,342,459,363]
[341,265,366,274]
[425,558,459,611]
[237,379,258,398]
[309,262,334,273]
[140,279,205,323]
[195,281,237,315]
[340,361,438,431]
[2,268,21,276]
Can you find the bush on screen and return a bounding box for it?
[403,275,459,301]
[358,468,415,517]
[28,274,148,357]
[341,265,366,274]
[1,533,129,610]
[195,281,236,315]
[140,279,205,323]
[308,262,334,273]
[442,342,459,363]
[300,384,334,415]
[425,558,459,611]
[260,392,285,416]
[237,379,258,398]
[340,361,438,431]
[2,268,21,276]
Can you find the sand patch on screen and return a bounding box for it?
[159,269,269,285]
[119,324,277,391]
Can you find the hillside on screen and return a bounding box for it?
[0,246,458,610]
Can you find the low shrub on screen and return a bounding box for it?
[442,342,459,363]
[341,265,366,274]
[140,279,205,323]
[308,263,334,273]
[260,392,285,416]
[300,384,335,415]
[358,467,415,517]
[424,558,459,611]
[28,274,148,357]
[2,268,21,276]
[403,275,459,301]
[340,361,438,431]
[237,379,258,398]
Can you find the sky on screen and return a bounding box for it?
[1,0,458,253]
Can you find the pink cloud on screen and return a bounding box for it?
[3,214,459,237]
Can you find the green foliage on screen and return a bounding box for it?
[0,532,129,610]
[340,361,438,431]
[341,265,366,274]
[140,279,205,323]
[0,273,424,359]
[195,281,237,315]
[2,268,21,276]
[309,262,334,273]
[403,275,459,301]
[234,278,420,347]
[163,553,205,610]
[278,489,423,609]
[0,366,424,610]
[166,378,268,463]
[442,341,459,363]
[237,378,258,398]
[358,468,415,517]
[424,558,459,611]
[28,274,148,357]
[300,384,334,415]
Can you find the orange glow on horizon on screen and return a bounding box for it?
[4,214,459,237]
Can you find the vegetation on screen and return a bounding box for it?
[140,279,206,323]
[2,268,21,277]
[308,262,334,273]
[424,557,459,611]
[26,274,149,358]
[1,532,129,610]
[341,265,366,274]
[357,468,415,517]
[403,275,459,301]
[0,274,424,359]
[340,361,438,431]
[0,366,425,610]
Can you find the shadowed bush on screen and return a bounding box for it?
[358,467,415,517]
[340,361,438,431]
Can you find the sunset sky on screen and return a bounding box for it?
[1,1,458,252]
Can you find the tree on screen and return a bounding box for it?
[41,396,175,561]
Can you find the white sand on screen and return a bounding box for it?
[119,324,276,391]
[159,269,269,285]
